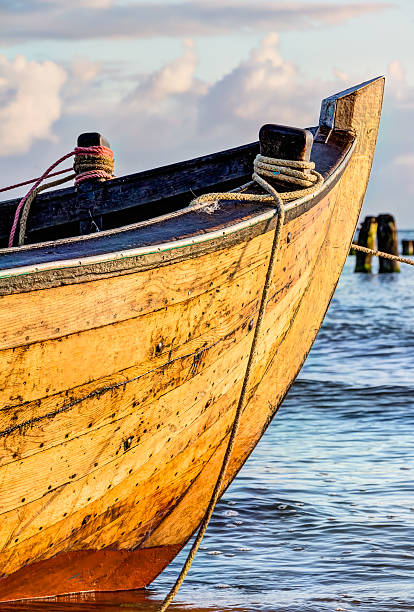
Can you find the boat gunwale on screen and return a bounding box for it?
[0,138,356,281]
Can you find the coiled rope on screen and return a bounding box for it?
[158,156,323,612]
[6,145,114,247]
[189,155,323,209]
[351,243,414,267]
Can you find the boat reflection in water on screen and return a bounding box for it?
[0,591,236,611]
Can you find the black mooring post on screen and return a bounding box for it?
[258,124,314,190]
[354,216,377,273]
[377,214,400,273]
[76,132,110,235]
[259,124,314,161]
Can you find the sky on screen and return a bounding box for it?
[1,0,414,227]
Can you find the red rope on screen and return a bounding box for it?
[74,170,113,184]
[73,146,114,186]
[75,145,114,159]
[0,168,73,194]
[7,145,114,247]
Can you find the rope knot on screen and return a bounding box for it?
[188,154,324,211]
[73,145,115,185]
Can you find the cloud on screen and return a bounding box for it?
[4,0,114,7]
[356,59,414,226]
[1,1,393,42]
[0,33,356,165]
[0,33,336,175]
[124,39,205,112]
[333,68,350,82]
[0,55,66,156]
[57,33,348,172]
[197,32,310,144]
[1,32,413,229]
[393,155,414,166]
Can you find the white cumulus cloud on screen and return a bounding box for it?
[0,55,66,156]
[196,33,333,149]
[124,39,205,113]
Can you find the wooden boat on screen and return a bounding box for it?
[0,77,384,602]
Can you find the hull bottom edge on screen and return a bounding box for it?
[0,543,182,603]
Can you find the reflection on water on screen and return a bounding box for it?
[2,236,414,612]
[0,590,236,611]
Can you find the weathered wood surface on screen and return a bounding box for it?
[0,144,258,246]
[354,215,377,272]
[0,77,384,602]
[377,213,400,273]
[145,76,385,551]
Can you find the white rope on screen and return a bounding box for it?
[159,153,324,611]
[189,154,324,208]
[159,176,285,612]
[253,154,319,188]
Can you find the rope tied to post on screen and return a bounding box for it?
[7,145,114,247]
[189,154,324,209]
[73,145,114,185]
[158,156,324,612]
[254,155,320,188]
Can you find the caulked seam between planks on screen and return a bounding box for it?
[0,255,267,351]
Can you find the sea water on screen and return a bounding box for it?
[4,233,414,612]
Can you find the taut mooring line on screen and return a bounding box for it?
[158,158,324,611]
[351,243,414,267]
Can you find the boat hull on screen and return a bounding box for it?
[0,77,384,601]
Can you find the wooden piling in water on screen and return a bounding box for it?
[354,216,377,273]
[377,214,400,273]
[402,239,414,255]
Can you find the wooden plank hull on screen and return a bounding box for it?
[0,78,384,602]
